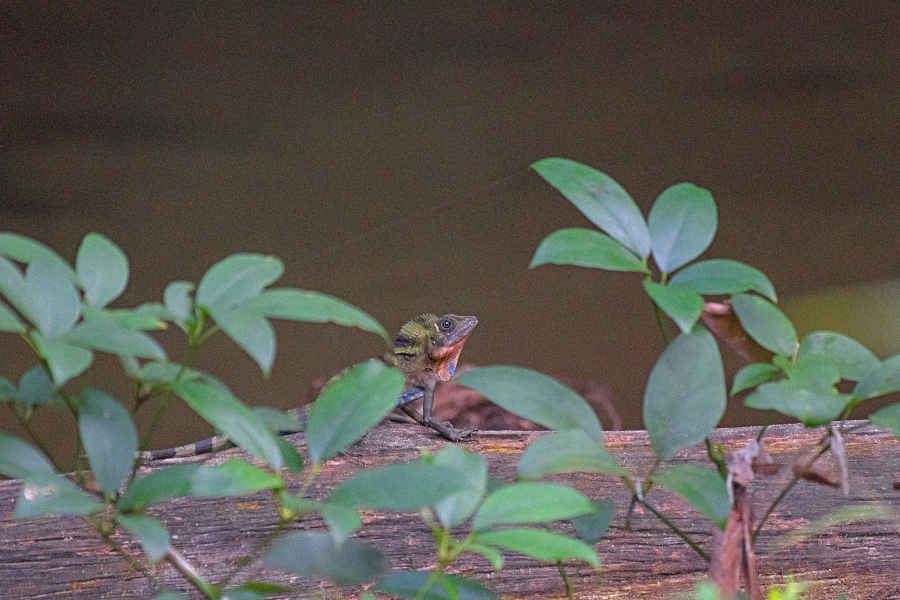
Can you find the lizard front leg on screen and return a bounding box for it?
[400,381,472,442]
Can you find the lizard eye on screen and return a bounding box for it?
[439,318,453,331]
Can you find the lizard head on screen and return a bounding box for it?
[393,313,478,382]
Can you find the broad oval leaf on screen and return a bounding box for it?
[644,327,726,459]
[745,380,850,427]
[25,259,82,337]
[375,571,499,600]
[0,299,25,333]
[531,158,650,258]
[31,333,93,387]
[117,464,200,512]
[869,403,900,437]
[321,501,362,546]
[731,293,797,356]
[207,306,275,375]
[471,482,594,531]
[190,459,282,496]
[61,313,166,359]
[731,362,781,396]
[853,355,900,399]
[669,259,777,302]
[0,257,34,325]
[0,433,56,479]
[571,499,615,545]
[76,233,128,308]
[78,389,138,494]
[643,281,704,334]
[241,289,389,343]
[265,531,385,585]
[653,464,730,529]
[517,429,624,479]
[433,445,488,528]
[476,528,599,568]
[118,514,170,562]
[328,462,468,511]
[15,473,102,517]
[164,281,194,324]
[15,365,61,407]
[306,359,404,463]
[196,253,283,310]
[530,228,647,273]
[0,233,77,281]
[648,183,717,273]
[797,331,879,382]
[169,381,283,469]
[99,304,171,331]
[456,366,603,441]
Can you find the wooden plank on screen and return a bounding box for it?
[1,422,898,599]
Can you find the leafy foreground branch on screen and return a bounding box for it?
[2,156,900,600]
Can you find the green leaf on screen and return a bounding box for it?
[517,429,624,479]
[190,459,282,496]
[207,306,275,375]
[15,473,102,517]
[117,514,170,562]
[731,363,781,395]
[117,465,200,512]
[306,359,404,462]
[25,259,82,337]
[456,366,603,442]
[869,403,900,437]
[229,582,293,596]
[31,332,93,386]
[152,594,189,600]
[78,389,138,494]
[61,313,166,359]
[476,528,599,568]
[376,571,499,600]
[465,543,504,571]
[531,158,650,258]
[731,293,797,356]
[170,381,283,469]
[164,281,194,324]
[275,437,304,474]
[643,281,704,334]
[321,501,362,546]
[648,183,717,273]
[196,253,283,309]
[0,299,25,333]
[0,377,14,401]
[99,304,171,330]
[265,531,385,585]
[530,228,647,273]
[798,331,880,382]
[471,482,594,531]
[253,406,305,433]
[653,464,730,529]
[0,233,77,281]
[76,233,128,308]
[745,381,850,426]
[0,257,33,324]
[669,259,777,302]
[854,355,900,399]
[328,462,468,511]
[15,365,61,406]
[0,433,56,479]
[241,289,389,343]
[571,499,615,545]
[433,446,488,528]
[644,327,726,459]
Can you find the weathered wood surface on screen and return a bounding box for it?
[1,422,898,599]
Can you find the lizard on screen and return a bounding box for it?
[140,312,478,462]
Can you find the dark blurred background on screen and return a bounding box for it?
[3,3,899,457]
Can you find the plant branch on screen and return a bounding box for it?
[557,561,574,600]
[639,499,710,562]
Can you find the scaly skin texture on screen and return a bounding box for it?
[140,312,477,461]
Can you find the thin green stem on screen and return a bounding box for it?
[557,561,574,600]
[625,457,661,529]
[13,407,64,473]
[756,424,768,442]
[652,303,671,345]
[93,518,160,591]
[166,546,218,598]
[640,499,710,562]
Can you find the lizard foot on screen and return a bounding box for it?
[426,418,476,442]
